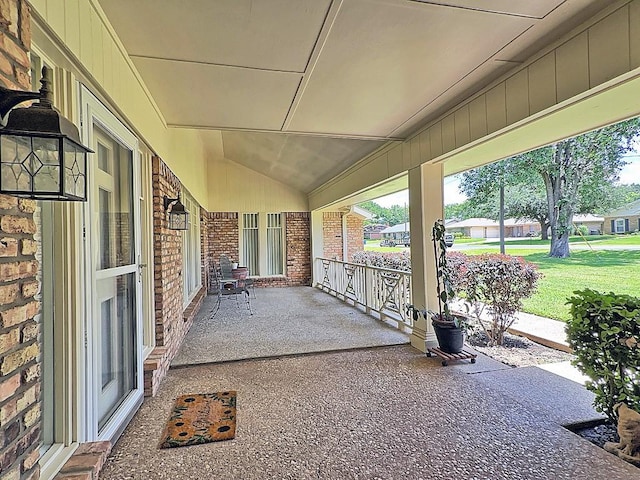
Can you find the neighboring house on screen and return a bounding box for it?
[603,199,640,234]
[364,223,388,240]
[446,218,540,238]
[380,222,410,242]
[573,214,605,234]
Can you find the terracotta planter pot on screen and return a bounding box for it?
[232,267,248,279]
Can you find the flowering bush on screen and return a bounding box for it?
[463,254,540,346]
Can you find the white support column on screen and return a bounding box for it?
[310,210,325,286]
[408,163,444,352]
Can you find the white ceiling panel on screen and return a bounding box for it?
[133,57,302,130]
[287,0,534,137]
[99,0,332,72]
[97,0,612,195]
[221,132,386,192]
[409,0,564,19]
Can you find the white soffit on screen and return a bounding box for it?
[221,131,386,193]
[99,0,332,72]
[409,0,563,18]
[286,0,535,137]
[132,57,302,130]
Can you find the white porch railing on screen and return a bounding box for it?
[314,258,413,332]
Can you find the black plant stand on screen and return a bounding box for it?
[427,347,477,366]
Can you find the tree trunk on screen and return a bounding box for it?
[538,220,549,240]
[549,231,571,257]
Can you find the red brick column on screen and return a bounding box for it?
[285,212,311,286]
[210,212,239,266]
[0,3,42,479]
[322,212,343,260]
[345,215,364,261]
[145,157,205,396]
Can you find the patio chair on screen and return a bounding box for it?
[219,254,234,279]
[210,265,253,315]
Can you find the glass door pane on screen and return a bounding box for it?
[93,126,138,432]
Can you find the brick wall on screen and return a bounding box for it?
[0,3,43,479]
[200,209,214,291]
[210,212,239,267]
[145,157,204,396]
[207,212,310,287]
[322,212,364,262]
[345,215,364,261]
[323,212,343,260]
[285,212,311,286]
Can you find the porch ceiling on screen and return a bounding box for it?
[99,0,609,194]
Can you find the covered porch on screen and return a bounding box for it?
[98,287,639,479]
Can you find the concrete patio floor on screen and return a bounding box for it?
[100,288,639,479]
[172,286,410,366]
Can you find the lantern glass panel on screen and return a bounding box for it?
[64,140,86,198]
[169,211,189,230]
[1,135,32,192]
[31,137,60,193]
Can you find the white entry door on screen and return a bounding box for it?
[82,87,143,441]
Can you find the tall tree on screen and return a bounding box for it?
[514,120,640,257]
[460,118,640,257]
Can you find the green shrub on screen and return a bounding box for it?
[574,224,589,236]
[566,289,640,422]
[463,254,540,346]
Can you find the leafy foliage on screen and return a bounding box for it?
[460,119,640,257]
[351,250,411,271]
[566,289,640,422]
[462,254,540,346]
[359,200,409,226]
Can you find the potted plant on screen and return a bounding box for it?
[430,219,469,353]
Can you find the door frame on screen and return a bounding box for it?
[80,85,144,442]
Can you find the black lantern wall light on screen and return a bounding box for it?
[163,194,189,230]
[0,66,93,201]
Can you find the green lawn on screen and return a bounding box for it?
[520,250,640,321]
[481,234,640,247]
[462,248,640,321]
[364,236,640,321]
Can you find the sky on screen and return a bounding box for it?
[373,154,640,208]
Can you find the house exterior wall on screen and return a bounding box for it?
[604,215,640,233]
[0,3,42,480]
[321,212,364,261]
[146,156,205,397]
[207,157,308,213]
[206,211,310,287]
[346,215,364,261]
[575,220,604,234]
[322,212,343,260]
[285,212,311,286]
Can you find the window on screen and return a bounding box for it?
[266,213,283,275]
[182,190,202,306]
[241,213,285,276]
[615,218,626,233]
[242,213,259,275]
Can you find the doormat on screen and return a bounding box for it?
[159,392,236,449]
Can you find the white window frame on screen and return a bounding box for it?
[615,218,626,233]
[182,190,202,307]
[31,51,82,479]
[239,212,286,277]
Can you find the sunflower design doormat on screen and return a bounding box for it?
[159,392,236,449]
